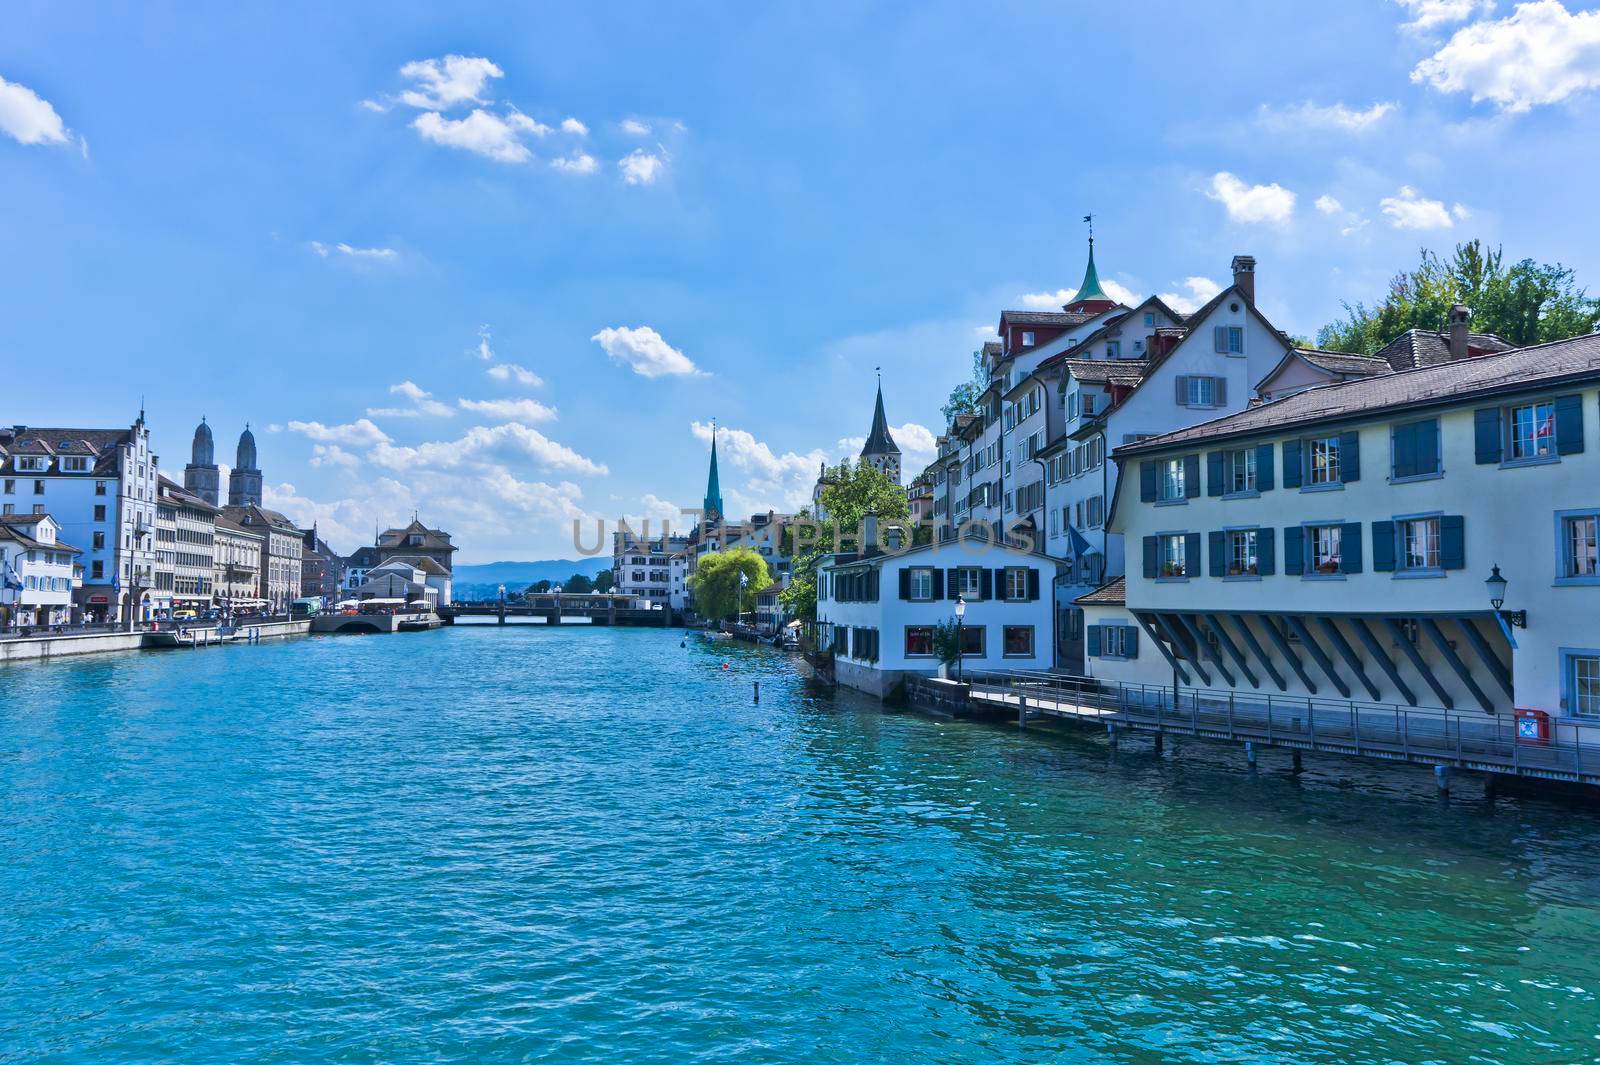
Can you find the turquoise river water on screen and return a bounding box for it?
[2,625,1599,1062]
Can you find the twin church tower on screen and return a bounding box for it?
[182,418,264,508]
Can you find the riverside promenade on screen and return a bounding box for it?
[0,618,314,664]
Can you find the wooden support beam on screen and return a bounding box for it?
[1205,613,1259,689]
[1177,613,1235,687]
[1350,617,1417,706]
[1421,618,1497,713]
[1286,615,1351,699]
[1154,611,1211,686]
[1258,614,1317,694]
[1133,611,1190,686]
[1383,617,1453,709]
[1455,617,1514,700]
[1225,614,1286,691]
[1317,617,1380,701]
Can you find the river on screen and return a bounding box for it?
[1,626,1597,1062]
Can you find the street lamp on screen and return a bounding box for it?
[1485,564,1527,627]
[954,594,966,682]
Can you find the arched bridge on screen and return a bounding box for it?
[441,593,671,627]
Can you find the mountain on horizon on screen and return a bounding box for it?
[452,558,611,587]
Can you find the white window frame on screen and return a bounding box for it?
[1158,457,1185,502]
[1509,401,1556,462]
[1227,529,1259,577]
[1103,626,1129,657]
[1186,376,1216,407]
[1308,436,1342,486]
[908,567,934,601]
[1398,516,1442,573]
[1004,567,1029,601]
[1308,523,1343,576]
[1159,534,1187,579]
[1557,510,1600,585]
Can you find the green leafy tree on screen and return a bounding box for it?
[931,619,963,669]
[689,547,771,622]
[565,573,594,593]
[780,459,912,623]
[526,579,553,594]
[941,349,988,426]
[592,569,614,593]
[1319,240,1600,354]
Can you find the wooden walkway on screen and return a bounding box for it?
[934,671,1600,788]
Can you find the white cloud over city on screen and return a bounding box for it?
[1207,172,1296,225]
[0,73,74,148]
[591,325,701,377]
[1411,1,1600,112]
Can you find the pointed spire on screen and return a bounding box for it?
[1064,216,1113,310]
[861,376,900,459]
[702,421,723,523]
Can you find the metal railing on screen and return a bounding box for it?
[958,669,1600,783]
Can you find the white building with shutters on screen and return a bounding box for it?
[1078,333,1600,726]
[816,526,1064,698]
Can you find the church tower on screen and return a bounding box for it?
[183,417,220,506]
[1062,219,1117,316]
[860,376,902,485]
[702,425,724,525]
[227,424,263,507]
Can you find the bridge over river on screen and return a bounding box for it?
[441,593,671,627]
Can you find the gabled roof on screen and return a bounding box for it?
[377,518,456,552]
[1375,328,1515,372]
[997,309,1100,328]
[1073,575,1125,606]
[0,425,135,476]
[214,515,264,540]
[1036,295,1186,376]
[1117,331,1600,456]
[383,554,451,576]
[1054,358,1149,385]
[1253,348,1393,394]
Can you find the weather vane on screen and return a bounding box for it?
[1083,213,1094,244]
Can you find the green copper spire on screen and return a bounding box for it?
[1070,237,1111,306]
[703,424,724,523]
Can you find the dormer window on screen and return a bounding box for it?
[61,457,89,473]
[1021,330,1036,347]
[16,456,46,472]
[408,533,423,545]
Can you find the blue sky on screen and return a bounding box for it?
[5,0,1600,561]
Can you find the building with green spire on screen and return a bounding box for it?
[1062,236,1116,314]
[702,425,724,524]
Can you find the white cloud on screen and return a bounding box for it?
[1452,202,1473,220]
[1380,185,1457,229]
[620,118,651,135]
[287,418,392,446]
[1394,0,1493,32]
[411,109,532,163]
[690,421,830,515]
[474,326,495,361]
[487,362,544,386]
[591,325,701,378]
[1411,1,1600,112]
[1256,100,1397,133]
[1018,277,1141,310]
[369,423,607,477]
[366,380,454,418]
[1207,172,1297,225]
[561,117,588,135]
[309,241,398,261]
[618,148,666,185]
[397,55,504,111]
[550,151,599,175]
[457,397,558,422]
[309,444,360,469]
[507,110,552,137]
[359,98,389,113]
[1315,194,1344,214]
[1157,277,1224,314]
[0,74,72,147]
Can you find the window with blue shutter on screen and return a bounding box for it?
[1474,408,1503,464]
[1372,520,1396,571]
[1183,454,1201,498]
[1282,440,1302,488]
[1340,431,1361,482]
[1142,536,1158,579]
[1340,522,1363,574]
[1185,533,1201,575]
[1123,626,1139,657]
[1209,531,1226,577]
[1391,419,1442,481]
[1440,515,1466,569]
[1140,461,1157,502]
[1087,624,1102,657]
[1283,526,1304,575]
[1556,394,1584,455]
[1257,528,1275,575]
[1207,451,1225,497]
[1256,443,1275,491]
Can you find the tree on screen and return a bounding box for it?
[1319,240,1600,354]
[931,619,963,670]
[526,579,553,594]
[689,547,771,622]
[942,349,988,426]
[592,569,614,593]
[780,459,911,623]
[565,573,594,593]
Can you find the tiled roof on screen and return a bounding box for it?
[1055,358,1149,385]
[1375,329,1515,371]
[214,515,263,539]
[0,426,133,476]
[1117,332,1600,455]
[998,310,1099,327]
[343,545,381,567]
[1296,349,1393,376]
[1073,576,1125,606]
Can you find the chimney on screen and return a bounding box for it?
[1230,255,1256,303]
[1448,304,1472,361]
[861,514,879,555]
